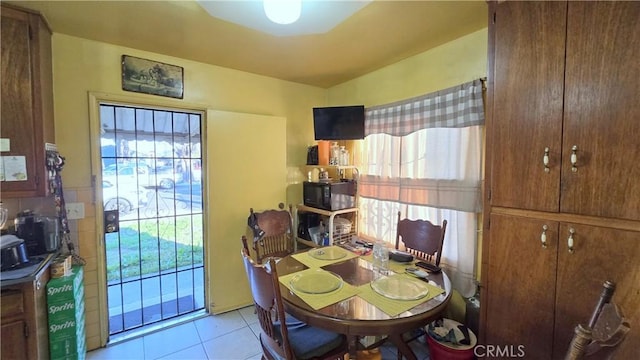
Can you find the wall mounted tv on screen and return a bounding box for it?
[313,105,365,140]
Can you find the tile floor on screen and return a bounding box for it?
[87,306,432,360]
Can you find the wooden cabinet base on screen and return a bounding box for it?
[0,265,50,360]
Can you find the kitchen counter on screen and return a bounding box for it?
[1,251,55,359]
[0,252,57,287]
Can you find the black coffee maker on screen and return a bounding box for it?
[14,210,60,256]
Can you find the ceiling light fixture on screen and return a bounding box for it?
[263,0,302,25]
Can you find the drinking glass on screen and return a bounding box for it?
[372,241,389,273]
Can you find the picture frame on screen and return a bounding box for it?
[121,55,184,99]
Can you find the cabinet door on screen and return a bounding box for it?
[485,213,558,359]
[0,8,39,193]
[1,320,27,360]
[0,6,53,197]
[490,1,566,212]
[554,224,640,359]
[561,2,640,221]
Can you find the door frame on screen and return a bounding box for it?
[88,92,210,346]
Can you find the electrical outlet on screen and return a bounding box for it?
[66,202,85,220]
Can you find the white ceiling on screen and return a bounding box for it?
[197,0,372,37]
[6,0,488,88]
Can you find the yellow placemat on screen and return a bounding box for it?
[292,246,359,268]
[279,268,360,310]
[360,253,415,274]
[357,274,445,317]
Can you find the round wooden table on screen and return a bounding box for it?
[277,255,452,360]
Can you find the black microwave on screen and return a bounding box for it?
[303,181,356,211]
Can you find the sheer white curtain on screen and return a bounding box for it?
[355,79,484,297]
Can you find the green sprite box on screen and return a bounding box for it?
[51,350,86,360]
[46,266,84,303]
[47,285,85,324]
[47,266,86,359]
[49,314,86,359]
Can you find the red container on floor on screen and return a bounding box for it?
[426,319,476,360]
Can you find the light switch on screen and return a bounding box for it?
[66,202,85,220]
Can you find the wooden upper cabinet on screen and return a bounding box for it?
[560,2,640,221]
[491,1,640,221]
[490,1,566,212]
[0,4,54,198]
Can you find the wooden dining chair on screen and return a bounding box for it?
[248,204,295,264]
[394,211,447,359]
[240,246,349,360]
[395,211,447,266]
[565,281,630,360]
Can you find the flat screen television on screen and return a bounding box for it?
[313,105,365,140]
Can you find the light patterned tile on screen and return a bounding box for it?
[237,305,258,325]
[86,337,145,360]
[202,327,261,360]
[248,322,262,339]
[156,343,208,360]
[143,322,201,359]
[193,311,247,342]
[244,353,263,360]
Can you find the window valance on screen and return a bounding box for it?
[365,79,485,136]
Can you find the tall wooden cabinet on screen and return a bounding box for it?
[482,2,640,359]
[0,3,55,198]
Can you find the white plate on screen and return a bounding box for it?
[309,247,347,261]
[290,270,343,294]
[370,275,429,300]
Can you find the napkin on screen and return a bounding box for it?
[278,268,360,310]
[292,246,358,268]
[357,274,445,317]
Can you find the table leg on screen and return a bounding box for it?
[388,333,417,360]
[347,335,359,360]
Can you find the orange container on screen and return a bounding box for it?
[318,140,330,165]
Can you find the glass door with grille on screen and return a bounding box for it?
[99,104,205,336]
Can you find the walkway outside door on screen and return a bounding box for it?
[99,104,205,335]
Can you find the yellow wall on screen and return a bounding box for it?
[51,34,325,349]
[328,29,487,106]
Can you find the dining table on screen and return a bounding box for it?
[275,245,452,360]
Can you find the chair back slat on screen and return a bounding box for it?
[249,205,295,264]
[395,211,447,266]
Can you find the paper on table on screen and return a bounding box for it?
[279,268,360,310]
[357,274,445,316]
[292,246,358,268]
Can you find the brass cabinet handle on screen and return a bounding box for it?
[543,147,550,173]
[568,228,576,253]
[570,145,578,172]
[541,225,549,248]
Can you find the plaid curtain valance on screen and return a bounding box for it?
[365,79,485,136]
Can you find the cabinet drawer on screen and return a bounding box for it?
[0,289,24,318]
